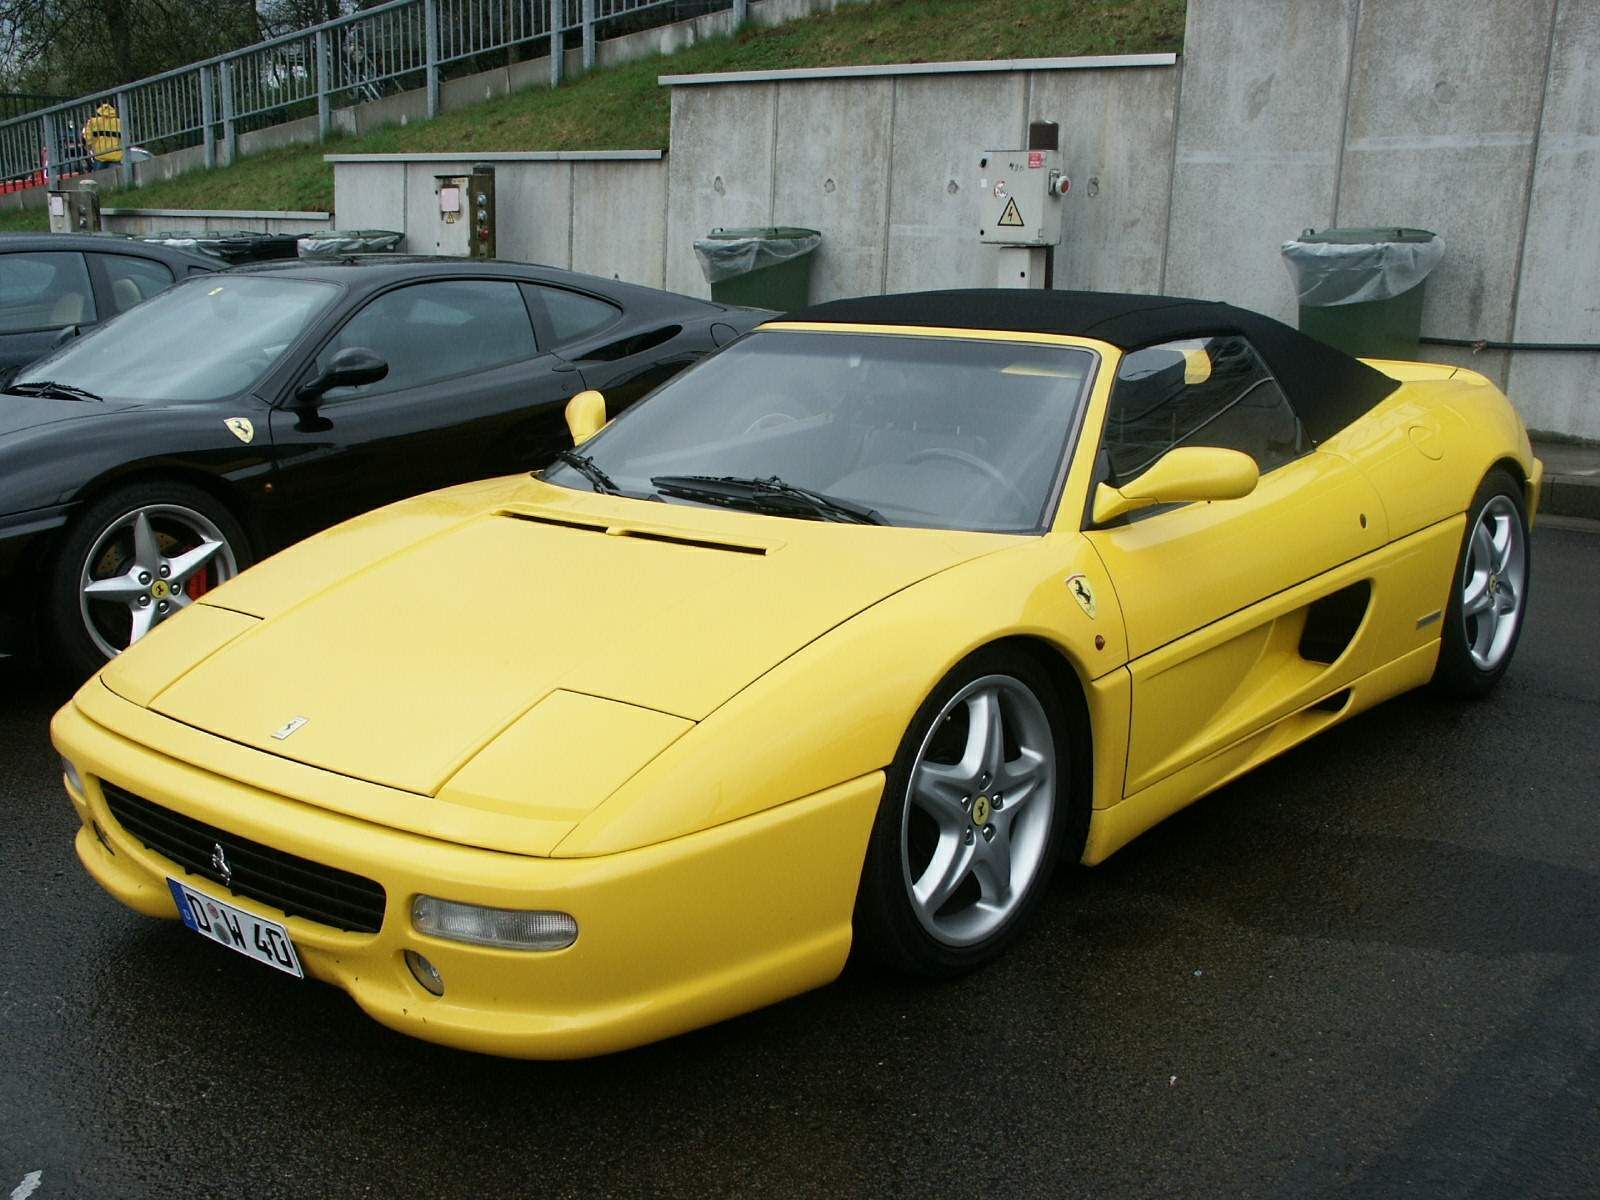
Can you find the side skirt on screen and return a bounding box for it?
[1080,639,1439,866]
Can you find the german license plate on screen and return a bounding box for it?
[168,877,303,979]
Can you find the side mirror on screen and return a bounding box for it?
[565,389,607,446]
[1092,446,1259,525]
[52,324,81,348]
[295,346,388,409]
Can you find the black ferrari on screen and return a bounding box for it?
[0,256,767,674]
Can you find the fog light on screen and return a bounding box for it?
[405,949,445,996]
[60,756,84,795]
[412,896,578,951]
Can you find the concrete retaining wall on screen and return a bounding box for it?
[98,207,333,235]
[650,1,1600,438]
[324,0,1597,437]
[330,151,667,283]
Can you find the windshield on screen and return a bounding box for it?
[13,275,339,403]
[544,329,1095,533]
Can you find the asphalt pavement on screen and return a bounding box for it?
[3,523,1598,1198]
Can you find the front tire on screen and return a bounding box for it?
[1430,468,1530,699]
[853,647,1081,977]
[50,481,250,678]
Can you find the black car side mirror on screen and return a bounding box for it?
[295,347,388,409]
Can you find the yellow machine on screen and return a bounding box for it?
[53,291,1540,1057]
[82,103,123,164]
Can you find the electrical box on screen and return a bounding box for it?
[433,163,496,258]
[48,179,101,235]
[977,148,1069,247]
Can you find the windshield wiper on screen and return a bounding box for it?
[8,379,104,402]
[650,474,885,525]
[554,449,621,495]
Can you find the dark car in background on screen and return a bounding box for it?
[0,233,219,383]
[0,256,768,674]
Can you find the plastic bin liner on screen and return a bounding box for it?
[129,230,302,263]
[694,228,821,285]
[1281,232,1445,306]
[297,229,404,257]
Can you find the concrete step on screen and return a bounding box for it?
[1535,440,1600,522]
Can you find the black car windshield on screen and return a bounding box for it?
[13,276,338,403]
[543,329,1096,533]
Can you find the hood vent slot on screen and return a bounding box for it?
[497,510,768,556]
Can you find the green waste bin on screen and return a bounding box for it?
[1281,227,1444,360]
[694,226,821,311]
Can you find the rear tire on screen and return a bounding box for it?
[853,646,1084,977]
[1430,468,1529,699]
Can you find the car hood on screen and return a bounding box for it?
[0,393,138,439]
[110,477,1011,798]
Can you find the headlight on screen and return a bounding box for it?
[411,895,578,951]
[61,756,84,796]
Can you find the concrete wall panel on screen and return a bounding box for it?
[442,67,510,113]
[883,73,1025,294]
[1506,0,1600,433]
[770,77,893,302]
[494,162,573,267]
[1335,0,1557,383]
[1164,0,1356,318]
[1029,65,1179,294]
[333,162,407,235]
[1505,352,1600,441]
[664,83,777,297]
[1512,0,1600,344]
[571,159,669,287]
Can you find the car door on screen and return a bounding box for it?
[89,252,177,319]
[0,250,98,380]
[1082,334,1388,797]
[266,277,584,543]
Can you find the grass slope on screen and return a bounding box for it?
[1,0,1182,231]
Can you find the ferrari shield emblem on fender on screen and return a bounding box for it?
[225,417,255,444]
[1065,573,1097,619]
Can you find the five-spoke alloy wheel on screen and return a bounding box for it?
[1432,468,1530,698]
[50,481,250,677]
[855,646,1084,976]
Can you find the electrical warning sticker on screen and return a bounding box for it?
[997,197,1025,227]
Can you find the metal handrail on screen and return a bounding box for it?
[0,0,748,190]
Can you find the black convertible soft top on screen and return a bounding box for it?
[782,289,1400,444]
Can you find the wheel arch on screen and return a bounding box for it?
[61,464,264,559]
[970,634,1097,862]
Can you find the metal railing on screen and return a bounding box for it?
[0,0,749,190]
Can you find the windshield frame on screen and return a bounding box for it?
[11,273,345,406]
[544,324,1103,536]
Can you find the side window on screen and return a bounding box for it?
[0,251,97,332]
[534,285,620,345]
[1102,334,1306,485]
[317,279,538,399]
[98,254,176,314]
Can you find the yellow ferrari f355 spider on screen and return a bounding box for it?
[53,290,1541,1057]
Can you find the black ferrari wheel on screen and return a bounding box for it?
[50,481,251,678]
[853,646,1084,977]
[1430,468,1530,699]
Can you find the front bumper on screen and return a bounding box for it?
[53,692,882,1059]
[0,503,71,655]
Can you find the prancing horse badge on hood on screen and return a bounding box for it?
[225,417,255,444]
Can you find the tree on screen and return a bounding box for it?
[0,0,266,95]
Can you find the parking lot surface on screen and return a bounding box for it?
[3,523,1597,1198]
